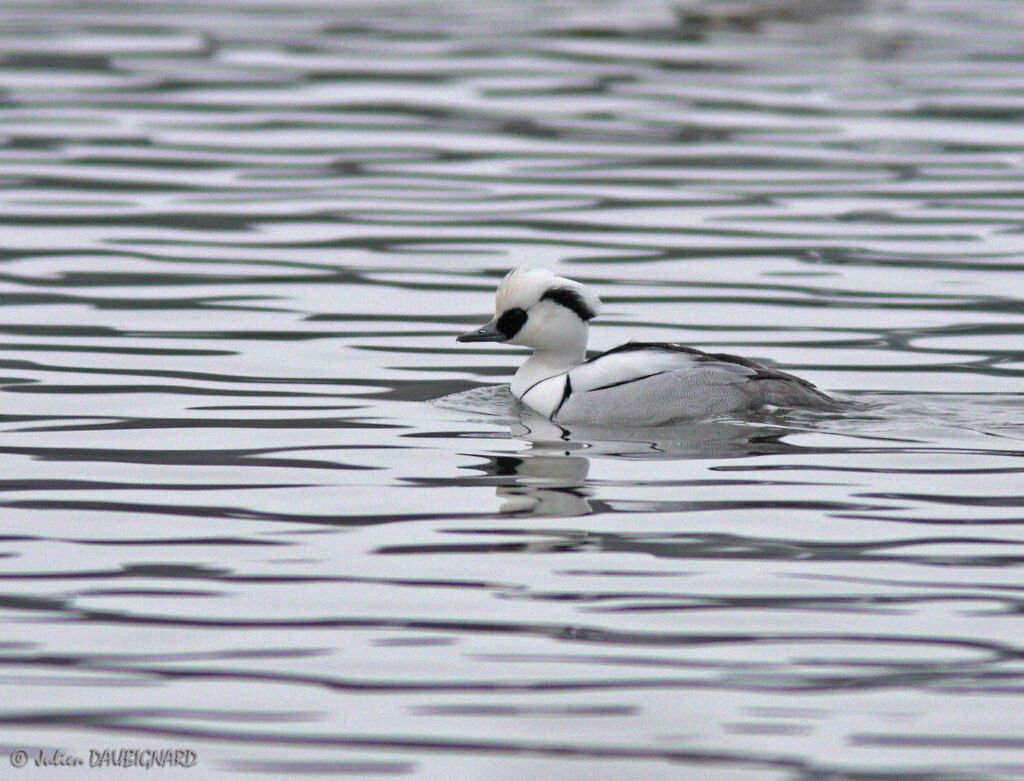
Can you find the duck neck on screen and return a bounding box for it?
[511,345,586,400]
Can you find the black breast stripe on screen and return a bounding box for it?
[586,371,667,392]
[552,376,572,417]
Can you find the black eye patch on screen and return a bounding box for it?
[496,307,527,339]
[541,286,596,321]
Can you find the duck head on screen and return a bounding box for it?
[457,267,602,359]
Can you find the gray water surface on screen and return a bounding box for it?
[2,0,1024,778]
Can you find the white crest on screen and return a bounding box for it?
[494,266,601,318]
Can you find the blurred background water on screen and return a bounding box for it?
[1,0,1024,778]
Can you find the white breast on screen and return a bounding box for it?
[518,374,571,418]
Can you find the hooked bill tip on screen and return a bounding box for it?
[456,320,505,342]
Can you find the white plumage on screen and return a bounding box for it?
[457,267,836,426]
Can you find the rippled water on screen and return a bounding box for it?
[2,0,1024,777]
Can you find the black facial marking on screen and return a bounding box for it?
[496,307,527,339]
[541,286,596,321]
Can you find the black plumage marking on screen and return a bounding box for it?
[552,376,572,417]
[587,371,667,393]
[592,341,704,360]
[586,341,821,390]
[495,307,527,339]
[541,286,597,321]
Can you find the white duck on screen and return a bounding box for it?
[457,266,836,426]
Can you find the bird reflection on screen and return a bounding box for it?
[493,438,593,516]
[474,413,812,516]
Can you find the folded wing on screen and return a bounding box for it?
[558,342,832,425]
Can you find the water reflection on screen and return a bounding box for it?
[513,413,816,459]
[454,410,840,515]
[438,389,1024,539]
[490,446,593,516]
